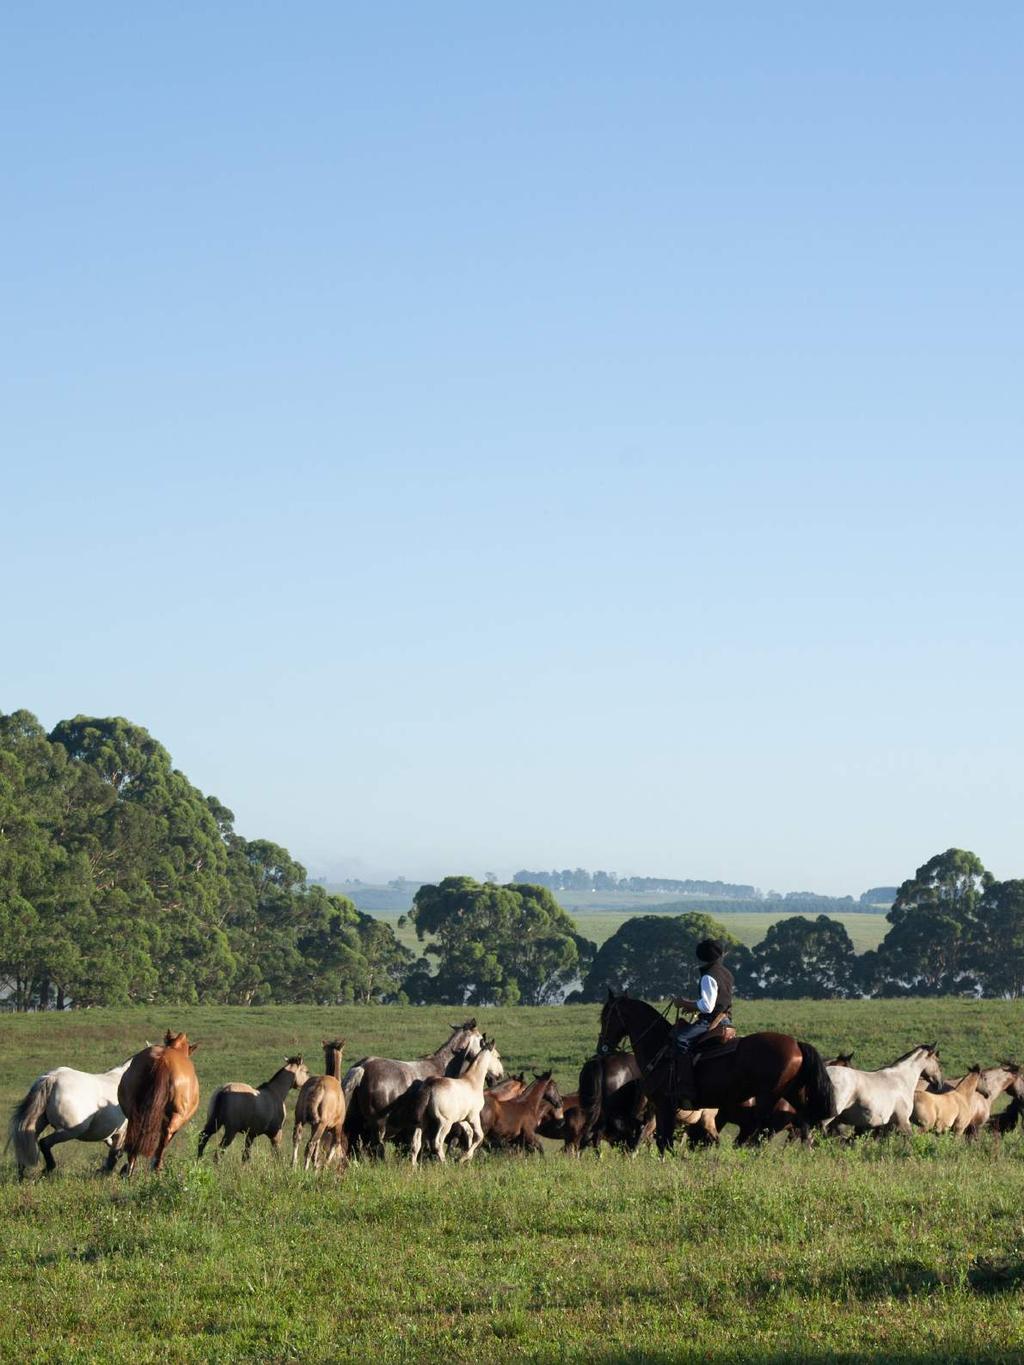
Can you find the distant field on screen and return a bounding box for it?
[2,1002,1024,1362]
[385,908,889,955]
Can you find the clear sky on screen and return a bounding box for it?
[4,5,1022,895]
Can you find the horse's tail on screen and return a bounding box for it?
[410,1078,435,1132]
[342,1064,365,1106]
[125,1059,172,1159]
[794,1042,835,1125]
[202,1086,226,1135]
[7,1074,56,1171]
[579,1056,605,1147]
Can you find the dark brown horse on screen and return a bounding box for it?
[597,992,833,1152]
[117,1032,200,1175]
[577,1052,650,1152]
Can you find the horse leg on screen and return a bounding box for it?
[153,1111,188,1172]
[435,1118,452,1163]
[269,1129,283,1159]
[306,1120,328,1171]
[291,1121,303,1168]
[461,1118,483,1163]
[197,1122,217,1159]
[215,1128,238,1163]
[38,1129,65,1175]
[655,1096,676,1156]
[410,1126,423,1166]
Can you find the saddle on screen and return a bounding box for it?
[691,1016,739,1065]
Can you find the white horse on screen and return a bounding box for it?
[409,1040,504,1165]
[825,1044,942,1136]
[7,1061,132,1178]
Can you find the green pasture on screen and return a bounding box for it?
[2,1002,1024,1363]
[387,909,889,955]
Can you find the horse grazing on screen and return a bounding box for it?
[118,1032,200,1175]
[8,1059,132,1178]
[199,1056,309,1162]
[825,1045,942,1136]
[343,1020,483,1157]
[597,991,834,1152]
[292,1039,346,1171]
[913,1065,985,1135]
[410,1040,504,1165]
[484,1072,564,1154]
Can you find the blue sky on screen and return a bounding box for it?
[4,5,1022,894]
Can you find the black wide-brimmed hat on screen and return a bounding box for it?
[696,938,724,963]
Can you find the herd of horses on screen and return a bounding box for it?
[7,993,1024,1179]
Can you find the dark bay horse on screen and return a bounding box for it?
[117,1032,200,1175]
[597,992,833,1152]
[578,1052,649,1152]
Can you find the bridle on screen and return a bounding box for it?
[597,996,673,1059]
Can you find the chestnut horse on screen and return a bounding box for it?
[117,1032,200,1175]
[483,1072,564,1154]
[596,992,834,1152]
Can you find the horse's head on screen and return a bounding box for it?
[597,989,629,1056]
[480,1038,504,1082]
[164,1031,193,1053]
[450,1018,483,1059]
[827,1052,854,1068]
[285,1055,310,1089]
[536,1070,564,1122]
[918,1044,942,1088]
[322,1038,346,1067]
[1004,1061,1024,1101]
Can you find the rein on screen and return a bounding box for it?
[600,997,674,1060]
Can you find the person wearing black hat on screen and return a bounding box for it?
[671,938,734,1055]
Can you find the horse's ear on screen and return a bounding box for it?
[468,1018,477,1029]
[338,1038,346,1049]
[188,1043,199,1055]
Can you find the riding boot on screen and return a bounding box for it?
[674,1053,699,1110]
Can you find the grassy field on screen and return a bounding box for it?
[2,1002,1024,1362]
[387,910,889,955]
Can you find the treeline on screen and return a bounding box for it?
[512,867,895,910]
[513,869,758,897]
[573,849,1024,1001]
[0,712,412,1010]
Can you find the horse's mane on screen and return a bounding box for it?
[891,1044,932,1065]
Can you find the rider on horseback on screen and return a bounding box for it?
[670,938,734,1104]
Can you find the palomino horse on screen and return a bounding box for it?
[118,1032,200,1175]
[199,1056,310,1162]
[913,1065,985,1135]
[8,1059,132,1178]
[343,1020,483,1157]
[410,1040,504,1165]
[596,992,834,1152]
[964,1062,1024,1134]
[482,1071,564,1154]
[825,1045,942,1136]
[292,1039,346,1172]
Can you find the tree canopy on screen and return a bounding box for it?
[406,876,595,1006]
[575,912,750,1002]
[0,710,411,1009]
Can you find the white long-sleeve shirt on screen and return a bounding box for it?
[696,973,718,1016]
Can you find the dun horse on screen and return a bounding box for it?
[292,1039,346,1171]
[199,1056,309,1162]
[8,1059,132,1178]
[118,1032,200,1175]
[913,1065,984,1135]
